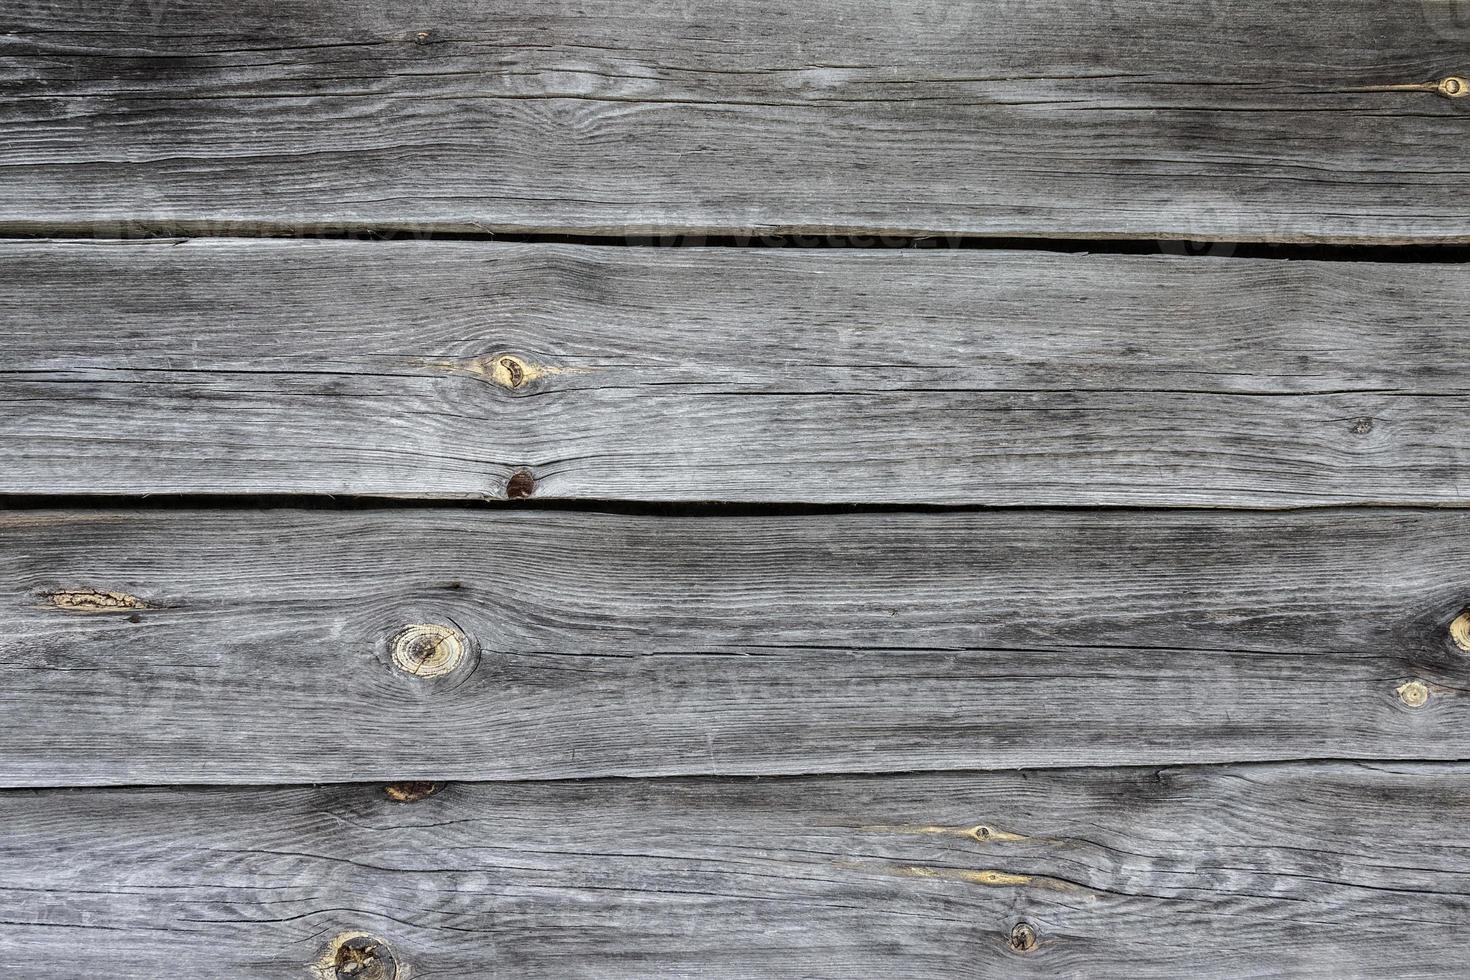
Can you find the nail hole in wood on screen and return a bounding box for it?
[390,623,467,679]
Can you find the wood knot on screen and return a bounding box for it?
[1450,610,1470,652]
[501,357,525,387]
[970,825,994,842]
[315,933,398,980]
[385,781,442,802]
[1396,679,1431,709]
[1349,417,1374,435]
[390,624,467,678]
[434,350,558,390]
[45,589,150,614]
[1008,921,1038,953]
[1439,76,1468,98]
[506,469,535,499]
[489,354,533,389]
[413,30,434,45]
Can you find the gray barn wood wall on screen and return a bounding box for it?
[1,1,1468,977]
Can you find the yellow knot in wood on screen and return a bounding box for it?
[1396,680,1430,709]
[1439,76,1468,98]
[491,354,530,389]
[1450,611,1470,652]
[391,624,467,678]
[966,823,1026,843]
[45,589,149,614]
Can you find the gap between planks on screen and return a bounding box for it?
[3,228,1470,263]
[3,754,1467,795]
[9,496,1470,517]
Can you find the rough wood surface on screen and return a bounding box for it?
[2,761,1467,977]
[2,0,1469,242]
[5,238,1470,505]
[3,506,1468,786]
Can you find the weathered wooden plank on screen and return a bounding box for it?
[2,762,1467,977]
[1,0,1468,241]
[5,238,1470,505]
[2,506,1467,785]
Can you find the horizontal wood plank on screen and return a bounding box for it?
[5,239,1470,505]
[1,0,1468,241]
[2,506,1468,785]
[2,761,1467,977]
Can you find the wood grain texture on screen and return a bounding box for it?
[2,0,1469,241]
[2,761,1468,978]
[3,505,1469,786]
[6,238,1470,505]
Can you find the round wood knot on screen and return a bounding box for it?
[391,624,467,678]
[413,30,433,45]
[318,933,398,980]
[1008,921,1038,953]
[506,469,535,499]
[385,781,442,802]
[1439,76,1468,98]
[1397,679,1431,709]
[491,354,530,389]
[1449,610,1470,652]
[970,825,994,842]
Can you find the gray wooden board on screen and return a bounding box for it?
[2,0,1469,242]
[5,238,1470,505]
[1,761,1468,978]
[3,506,1468,786]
